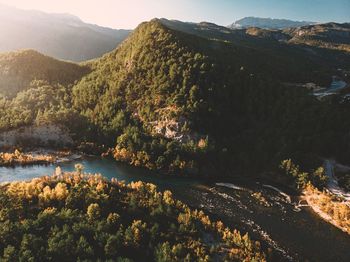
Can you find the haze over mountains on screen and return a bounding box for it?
[1,4,348,62]
[0,4,131,61]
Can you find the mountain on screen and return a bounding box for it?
[71,19,350,175]
[0,4,131,61]
[229,17,316,29]
[285,22,350,52]
[0,49,90,97]
[0,18,349,178]
[0,49,91,133]
[160,19,350,70]
[161,19,350,65]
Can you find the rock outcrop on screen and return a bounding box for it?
[0,124,73,148]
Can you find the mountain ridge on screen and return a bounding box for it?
[0,4,131,62]
[229,16,317,29]
[0,49,90,97]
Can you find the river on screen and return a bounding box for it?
[0,157,350,262]
[314,76,348,98]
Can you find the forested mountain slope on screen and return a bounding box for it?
[72,19,350,175]
[0,49,90,97]
[0,50,90,133]
[285,22,350,52]
[160,19,350,70]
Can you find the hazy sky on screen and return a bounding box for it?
[0,0,349,29]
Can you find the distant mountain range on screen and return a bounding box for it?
[0,4,131,61]
[0,4,341,62]
[229,17,316,29]
[161,18,350,55]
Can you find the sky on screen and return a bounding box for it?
[0,0,349,29]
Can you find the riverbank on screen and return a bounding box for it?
[303,184,350,234]
[0,149,82,167]
[324,159,350,201]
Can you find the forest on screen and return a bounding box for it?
[281,159,350,233]
[0,169,265,261]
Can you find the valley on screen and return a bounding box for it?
[0,2,349,260]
